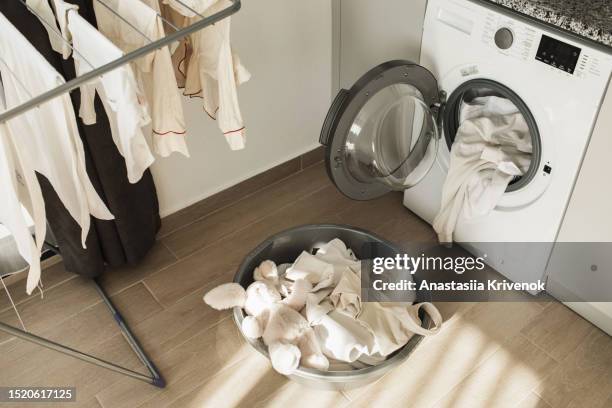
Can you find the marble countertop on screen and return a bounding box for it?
[485,0,611,47]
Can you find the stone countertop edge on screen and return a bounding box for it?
[481,0,612,48]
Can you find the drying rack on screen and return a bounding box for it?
[0,0,241,388]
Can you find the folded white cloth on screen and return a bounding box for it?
[358,302,443,357]
[433,96,533,243]
[329,268,362,319]
[286,251,339,292]
[314,238,361,273]
[313,310,376,363]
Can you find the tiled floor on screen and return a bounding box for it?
[1,161,611,408]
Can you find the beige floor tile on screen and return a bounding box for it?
[520,302,593,362]
[0,398,102,408]
[111,282,163,324]
[346,302,544,407]
[97,241,178,295]
[515,392,553,408]
[536,328,612,408]
[96,317,252,408]
[146,185,349,307]
[0,277,100,344]
[434,301,478,325]
[374,209,438,248]
[0,261,75,313]
[124,276,233,357]
[334,191,438,254]
[432,335,557,408]
[461,302,545,343]
[345,318,499,407]
[158,158,302,238]
[335,192,407,232]
[0,282,162,385]
[145,352,347,408]
[162,164,329,259]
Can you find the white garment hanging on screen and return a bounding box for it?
[166,0,251,150]
[60,8,155,183]
[25,0,67,56]
[93,0,190,158]
[0,12,114,251]
[0,79,46,269]
[0,122,44,295]
[433,96,533,243]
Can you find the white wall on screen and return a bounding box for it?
[335,0,427,90]
[151,0,332,216]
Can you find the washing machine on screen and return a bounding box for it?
[320,0,612,286]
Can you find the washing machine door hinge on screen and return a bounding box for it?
[431,90,447,136]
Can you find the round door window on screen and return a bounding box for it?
[321,61,442,201]
[345,83,438,189]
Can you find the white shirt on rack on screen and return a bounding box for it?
[60,8,156,184]
[0,13,114,253]
[93,0,190,158]
[165,0,251,150]
[0,80,46,294]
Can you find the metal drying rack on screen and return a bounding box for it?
[0,0,242,388]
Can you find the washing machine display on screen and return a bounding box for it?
[535,35,581,74]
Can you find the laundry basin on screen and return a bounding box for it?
[232,224,433,390]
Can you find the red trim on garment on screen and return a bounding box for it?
[224,127,245,135]
[152,129,187,136]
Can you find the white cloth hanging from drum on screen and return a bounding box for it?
[433,96,533,243]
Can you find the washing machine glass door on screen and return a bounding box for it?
[321,60,442,201]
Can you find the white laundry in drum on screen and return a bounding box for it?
[433,96,533,243]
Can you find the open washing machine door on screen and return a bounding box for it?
[320,60,445,200]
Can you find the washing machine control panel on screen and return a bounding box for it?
[535,35,581,74]
[482,13,537,61]
[481,11,605,80]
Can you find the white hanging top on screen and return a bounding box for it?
[0,13,114,251]
[63,8,156,183]
[0,99,45,295]
[167,0,251,150]
[93,0,190,158]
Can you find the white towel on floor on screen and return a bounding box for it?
[433,96,533,243]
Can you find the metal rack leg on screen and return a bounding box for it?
[93,278,166,388]
[0,279,166,388]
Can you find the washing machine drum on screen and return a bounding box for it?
[320,60,443,200]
